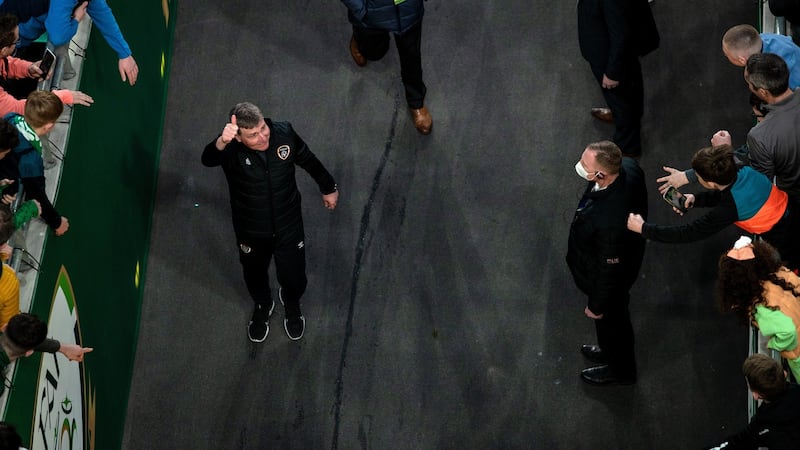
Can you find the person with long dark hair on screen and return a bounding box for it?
[717,236,800,381]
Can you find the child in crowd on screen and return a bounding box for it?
[3,91,67,236]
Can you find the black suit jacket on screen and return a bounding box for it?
[577,0,659,81]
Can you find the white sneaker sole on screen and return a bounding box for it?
[247,300,275,343]
[284,316,305,341]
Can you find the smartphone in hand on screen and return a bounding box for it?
[663,186,688,213]
[39,48,55,75]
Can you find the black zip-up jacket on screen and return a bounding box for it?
[566,158,648,315]
[202,120,336,244]
[707,383,800,449]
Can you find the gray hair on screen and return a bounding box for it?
[228,102,264,129]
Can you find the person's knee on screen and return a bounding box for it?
[362,43,390,61]
[283,275,307,297]
[356,33,391,60]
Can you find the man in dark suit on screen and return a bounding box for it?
[567,141,648,385]
[577,0,659,157]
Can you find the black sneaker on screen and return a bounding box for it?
[247,300,274,343]
[284,314,305,341]
[279,288,305,340]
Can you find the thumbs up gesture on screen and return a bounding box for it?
[220,115,239,145]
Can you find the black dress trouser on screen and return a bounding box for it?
[594,292,637,378]
[353,20,427,109]
[590,58,644,156]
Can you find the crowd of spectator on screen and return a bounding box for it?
[0,1,136,447]
[573,0,800,445]
[638,23,800,450]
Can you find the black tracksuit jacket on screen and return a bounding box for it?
[202,119,336,245]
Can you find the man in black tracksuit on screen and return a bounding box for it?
[202,102,339,342]
[566,140,647,385]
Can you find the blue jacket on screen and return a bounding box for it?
[763,33,800,90]
[342,0,424,35]
[4,0,132,58]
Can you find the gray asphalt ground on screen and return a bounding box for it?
[122,1,758,448]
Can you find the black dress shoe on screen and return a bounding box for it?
[581,365,636,386]
[580,344,608,363]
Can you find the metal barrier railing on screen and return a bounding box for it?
[748,0,793,421]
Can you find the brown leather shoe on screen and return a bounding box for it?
[410,106,433,135]
[591,107,614,123]
[349,35,366,67]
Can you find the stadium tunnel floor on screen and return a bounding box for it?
[123,1,758,448]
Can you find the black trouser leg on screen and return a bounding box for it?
[352,26,391,61]
[592,59,644,155]
[239,238,274,306]
[594,292,637,378]
[394,20,426,109]
[274,238,307,317]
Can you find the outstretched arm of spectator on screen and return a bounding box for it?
[58,343,93,362]
[20,176,63,233]
[53,90,94,107]
[119,55,139,86]
[656,166,690,194]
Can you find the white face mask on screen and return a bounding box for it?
[575,160,596,181]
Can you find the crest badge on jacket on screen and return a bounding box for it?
[277,145,291,160]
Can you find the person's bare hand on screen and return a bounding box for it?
[656,166,689,194]
[73,1,89,21]
[602,74,619,89]
[1,194,14,205]
[33,199,41,216]
[59,343,93,362]
[55,217,69,236]
[0,242,12,261]
[118,55,138,86]
[70,91,94,107]
[627,213,644,233]
[674,194,696,216]
[322,190,339,210]
[27,62,45,79]
[584,306,603,319]
[218,115,239,147]
[711,130,732,147]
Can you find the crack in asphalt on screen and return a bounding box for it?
[331,94,401,450]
